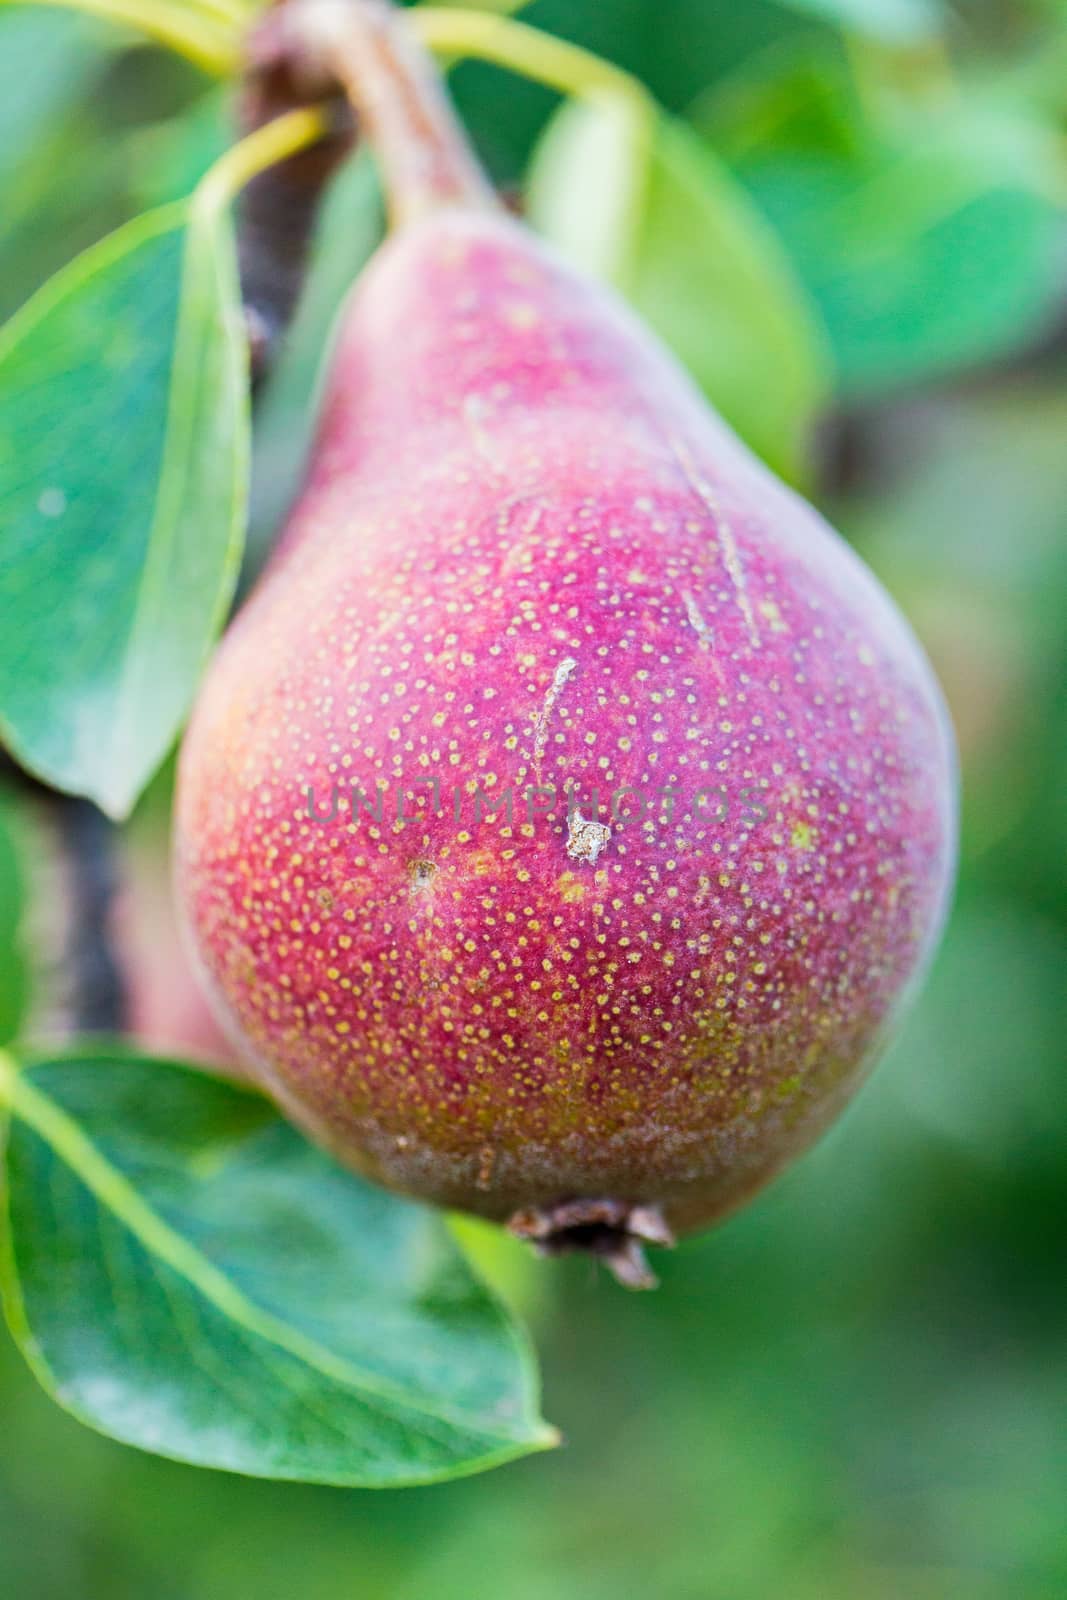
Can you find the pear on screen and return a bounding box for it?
[175,0,956,1285]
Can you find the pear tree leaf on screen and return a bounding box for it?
[745,103,1067,394]
[0,187,249,819]
[0,1049,557,1485]
[527,99,830,481]
[130,89,232,210]
[773,0,943,41]
[0,7,111,220]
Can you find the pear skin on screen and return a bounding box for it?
[176,206,956,1255]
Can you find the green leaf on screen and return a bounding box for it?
[130,90,232,211]
[0,8,121,320]
[0,8,110,218]
[528,101,829,480]
[740,103,1067,394]
[0,192,249,819]
[0,797,29,1046]
[773,0,942,41]
[0,1050,556,1485]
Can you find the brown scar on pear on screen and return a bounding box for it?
[566,811,613,866]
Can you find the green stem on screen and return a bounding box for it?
[6,0,240,74]
[411,6,657,267]
[194,105,332,217]
[414,6,653,114]
[0,1047,24,1128]
[192,0,253,25]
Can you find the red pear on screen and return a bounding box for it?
[175,1,955,1284]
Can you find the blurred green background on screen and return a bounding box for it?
[2,0,1066,1595]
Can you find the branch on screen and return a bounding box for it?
[0,754,127,1036]
[237,3,358,390]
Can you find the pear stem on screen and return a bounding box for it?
[296,0,499,228]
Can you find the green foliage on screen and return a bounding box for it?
[703,46,1067,394]
[0,9,130,326]
[448,0,806,184]
[130,89,232,210]
[0,0,1066,1581]
[0,8,110,225]
[0,1051,554,1485]
[775,0,943,39]
[529,103,829,477]
[0,198,248,819]
[493,0,818,115]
